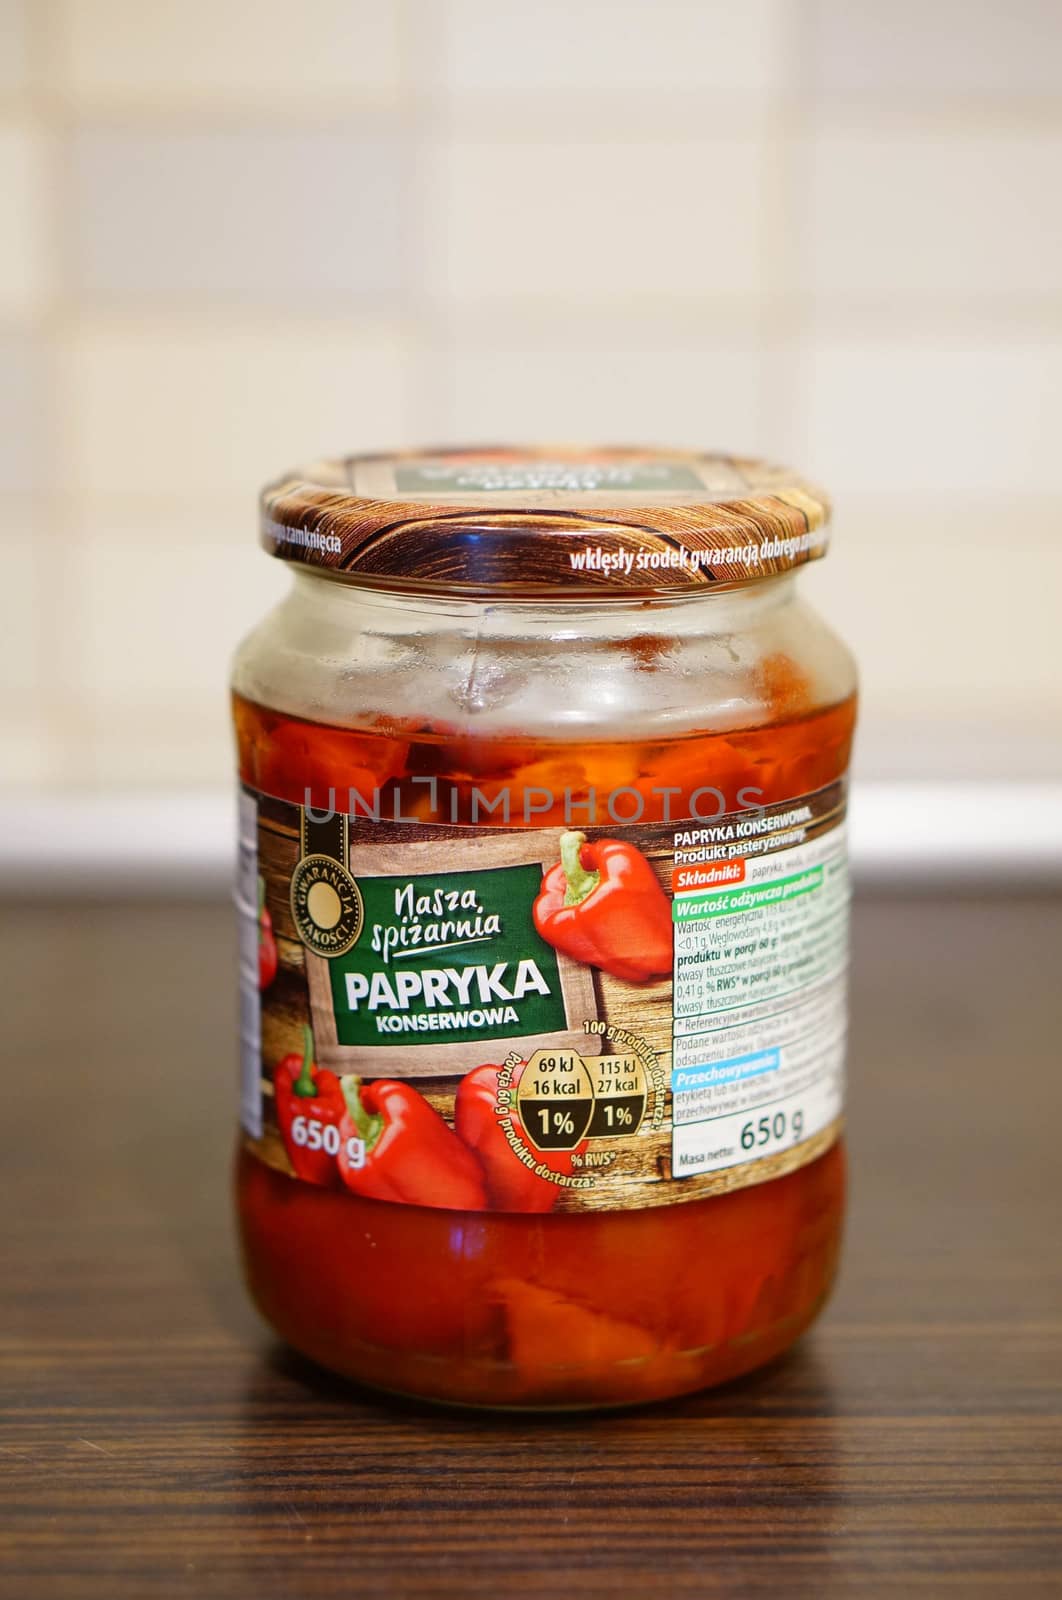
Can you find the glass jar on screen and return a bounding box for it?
[232,447,857,1409]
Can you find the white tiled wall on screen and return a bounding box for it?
[57,0,405,106]
[0,121,50,314]
[443,324,769,452]
[804,0,1062,98]
[798,127,1062,301]
[438,0,785,97]
[60,319,412,494]
[69,126,411,306]
[2,0,1060,795]
[427,135,771,305]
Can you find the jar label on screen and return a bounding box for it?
[393,459,706,494]
[238,782,848,1213]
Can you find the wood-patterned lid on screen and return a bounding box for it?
[260,446,830,597]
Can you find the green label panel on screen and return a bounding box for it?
[329,862,566,1046]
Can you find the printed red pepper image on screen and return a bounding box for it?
[533,830,672,983]
[257,875,278,990]
[273,1025,345,1187]
[456,1063,586,1213]
[337,1076,488,1212]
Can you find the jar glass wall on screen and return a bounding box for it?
[233,555,855,1408]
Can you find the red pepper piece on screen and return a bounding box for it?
[337,1076,488,1212]
[273,1025,345,1187]
[497,1278,665,1403]
[257,875,278,991]
[246,713,409,813]
[455,1063,585,1213]
[533,830,672,983]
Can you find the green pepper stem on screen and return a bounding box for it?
[293,1024,317,1097]
[560,831,601,907]
[257,874,266,916]
[340,1075,384,1151]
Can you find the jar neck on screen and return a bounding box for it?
[288,569,800,636]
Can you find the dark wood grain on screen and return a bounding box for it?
[2,894,1060,1598]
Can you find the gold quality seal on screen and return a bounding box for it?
[289,854,364,958]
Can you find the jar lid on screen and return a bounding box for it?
[260,446,830,597]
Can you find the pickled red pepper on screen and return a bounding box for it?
[455,1063,585,1213]
[534,831,672,982]
[337,1076,488,1211]
[273,1027,345,1188]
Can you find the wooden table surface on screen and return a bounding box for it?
[2,893,1060,1598]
